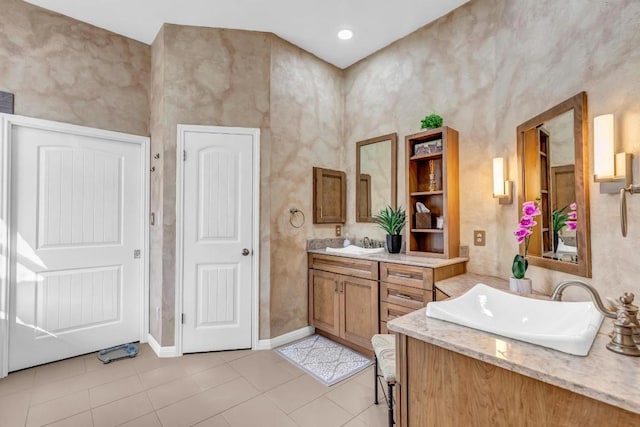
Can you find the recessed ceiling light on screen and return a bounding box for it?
[337,29,353,40]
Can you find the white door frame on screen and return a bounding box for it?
[0,113,150,378]
[175,125,260,356]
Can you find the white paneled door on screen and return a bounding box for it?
[180,127,256,353]
[8,123,145,371]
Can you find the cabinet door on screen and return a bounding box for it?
[313,167,346,223]
[340,276,379,350]
[308,269,340,336]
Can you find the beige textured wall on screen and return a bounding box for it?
[0,0,149,135]
[269,38,343,337]
[344,0,640,301]
[493,0,640,300]
[149,27,166,341]
[344,0,499,270]
[150,25,273,344]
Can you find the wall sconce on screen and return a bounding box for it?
[593,114,632,193]
[593,113,640,236]
[492,157,512,205]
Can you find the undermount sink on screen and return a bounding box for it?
[326,245,386,255]
[425,284,604,356]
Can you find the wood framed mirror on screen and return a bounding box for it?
[516,92,591,277]
[355,133,397,222]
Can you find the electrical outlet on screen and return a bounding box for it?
[335,225,342,237]
[459,245,469,257]
[474,230,486,246]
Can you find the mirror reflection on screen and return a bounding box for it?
[517,92,591,277]
[522,110,577,262]
[356,133,397,222]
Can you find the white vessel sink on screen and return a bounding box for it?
[426,284,604,356]
[326,245,386,255]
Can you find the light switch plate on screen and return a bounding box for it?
[474,230,486,246]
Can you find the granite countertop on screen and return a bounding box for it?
[435,272,510,296]
[388,274,640,415]
[307,248,468,269]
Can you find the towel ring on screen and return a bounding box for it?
[620,185,640,237]
[289,207,305,228]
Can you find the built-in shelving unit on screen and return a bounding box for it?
[405,127,459,258]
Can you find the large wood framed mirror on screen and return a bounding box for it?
[516,92,591,277]
[356,133,397,222]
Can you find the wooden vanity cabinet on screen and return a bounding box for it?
[379,262,464,333]
[308,254,379,352]
[308,252,465,347]
[379,263,433,333]
[396,336,640,426]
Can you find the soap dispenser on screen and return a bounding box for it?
[343,234,351,247]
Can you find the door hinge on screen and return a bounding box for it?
[181,313,185,324]
[133,249,141,259]
[183,150,186,161]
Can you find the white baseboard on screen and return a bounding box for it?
[147,333,180,358]
[254,326,315,350]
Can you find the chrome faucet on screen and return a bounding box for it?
[550,280,616,319]
[552,280,640,356]
[362,236,371,248]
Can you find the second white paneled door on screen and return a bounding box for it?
[179,126,257,353]
[8,118,146,371]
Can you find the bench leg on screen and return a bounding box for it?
[388,383,395,426]
[374,356,379,405]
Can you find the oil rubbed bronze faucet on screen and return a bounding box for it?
[551,280,616,318]
[551,280,640,356]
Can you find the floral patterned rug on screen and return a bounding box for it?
[275,334,373,386]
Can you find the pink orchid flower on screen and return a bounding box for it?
[519,216,537,228]
[522,201,541,218]
[566,220,577,230]
[514,227,532,240]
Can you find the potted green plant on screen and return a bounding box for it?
[374,206,407,254]
[420,114,443,129]
[552,203,577,252]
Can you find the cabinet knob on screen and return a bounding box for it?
[242,248,250,256]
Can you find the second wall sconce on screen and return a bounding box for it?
[593,113,640,236]
[492,157,512,205]
[593,113,632,193]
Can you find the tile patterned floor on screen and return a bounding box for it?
[0,344,389,426]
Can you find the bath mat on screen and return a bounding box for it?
[275,334,373,386]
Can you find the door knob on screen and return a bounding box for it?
[242,248,250,256]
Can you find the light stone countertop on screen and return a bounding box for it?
[388,273,640,415]
[435,272,510,296]
[307,248,468,269]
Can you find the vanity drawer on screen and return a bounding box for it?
[381,282,432,310]
[380,302,417,322]
[380,262,433,289]
[308,253,378,280]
